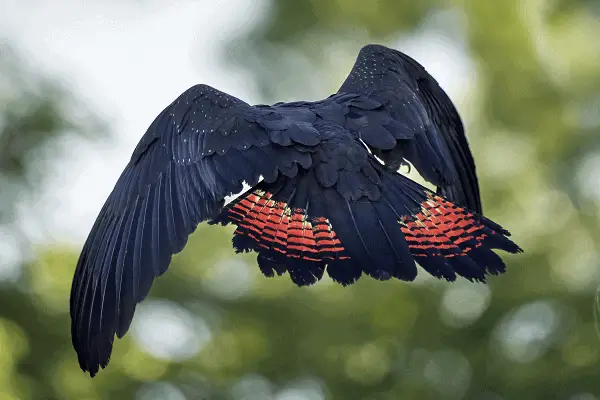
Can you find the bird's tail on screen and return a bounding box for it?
[378,171,522,282]
[211,169,522,285]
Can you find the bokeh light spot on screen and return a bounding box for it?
[133,300,212,361]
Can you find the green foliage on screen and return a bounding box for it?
[2,2,600,399]
[0,45,105,226]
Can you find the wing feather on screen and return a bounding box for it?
[70,84,321,376]
[338,44,482,213]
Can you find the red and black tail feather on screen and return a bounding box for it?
[396,193,521,282]
[211,170,522,287]
[211,178,353,286]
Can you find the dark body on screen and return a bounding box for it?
[70,44,522,376]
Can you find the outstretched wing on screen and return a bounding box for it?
[70,84,320,376]
[338,44,482,213]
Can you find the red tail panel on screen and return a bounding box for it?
[228,190,349,261]
[401,194,489,258]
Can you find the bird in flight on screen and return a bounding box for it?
[70,44,522,376]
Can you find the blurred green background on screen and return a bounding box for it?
[1,0,600,399]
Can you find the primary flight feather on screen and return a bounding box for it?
[70,44,522,376]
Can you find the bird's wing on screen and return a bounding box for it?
[70,84,321,376]
[338,44,482,213]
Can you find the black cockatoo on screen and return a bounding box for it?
[70,44,522,376]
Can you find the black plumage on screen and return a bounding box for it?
[70,44,522,376]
